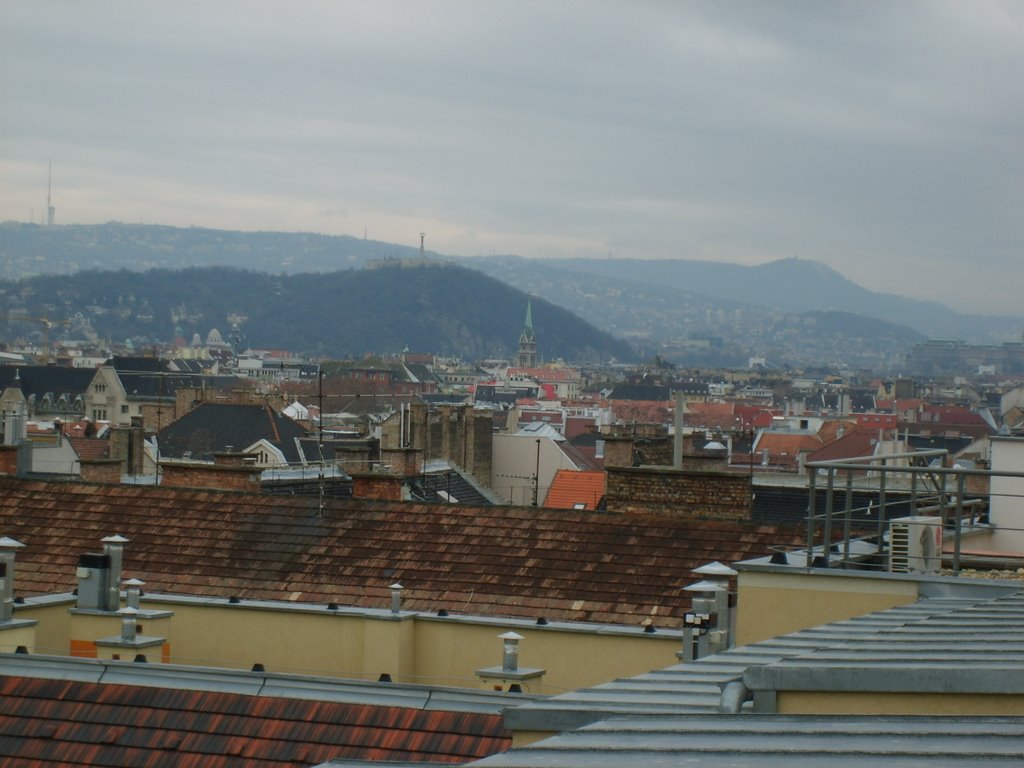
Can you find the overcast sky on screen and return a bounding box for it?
[1,1,1021,315]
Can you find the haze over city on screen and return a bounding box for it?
[1,1,1021,315]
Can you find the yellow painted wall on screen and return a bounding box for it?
[512,731,555,748]
[736,571,919,645]
[414,620,680,693]
[13,597,682,692]
[18,603,71,656]
[778,691,1024,716]
[0,624,36,653]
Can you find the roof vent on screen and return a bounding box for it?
[389,582,403,615]
[535,616,548,626]
[769,551,789,565]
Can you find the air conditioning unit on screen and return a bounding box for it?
[888,516,943,574]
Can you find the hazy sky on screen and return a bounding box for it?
[1,1,1021,314]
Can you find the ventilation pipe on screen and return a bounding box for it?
[101,535,129,612]
[389,582,403,615]
[681,580,728,662]
[499,631,524,673]
[0,537,25,622]
[692,561,738,650]
[118,606,139,642]
[123,578,144,610]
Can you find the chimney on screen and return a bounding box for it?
[76,534,128,612]
[500,631,523,672]
[673,391,685,469]
[351,470,407,501]
[159,452,263,491]
[476,630,546,693]
[0,537,25,623]
[390,582,403,614]
[102,535,129,612]
[118,606,139,641]
[123,578,144,609]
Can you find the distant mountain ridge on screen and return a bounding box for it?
[475,255,1019,344]
[0,263,635,362]
[2,222,1019,369]
[2,222,1017,344]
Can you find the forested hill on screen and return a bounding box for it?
[0,263,636,362]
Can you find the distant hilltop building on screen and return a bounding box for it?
[517,300,538,368]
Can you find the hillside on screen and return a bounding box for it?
[0,264,636,362]
[3,221,1018,370]
[475,256,1019,344]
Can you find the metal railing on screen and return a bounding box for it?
[803,450,1024,575]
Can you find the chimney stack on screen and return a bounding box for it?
[0,537,25,623]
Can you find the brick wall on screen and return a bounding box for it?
[0,445,19,476]
[160,455,262,492]
[606,466,751,520]
[351,472,405,501]
[80,458,123,484]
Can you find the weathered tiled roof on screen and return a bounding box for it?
[0,674,509,766]
[0,478,807,625]
[67,436,110,461]
[806,429,876,463]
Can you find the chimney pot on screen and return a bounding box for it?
[499,631,523,672]
[389,583,403,614]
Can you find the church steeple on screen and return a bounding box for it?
[517,299,537,368]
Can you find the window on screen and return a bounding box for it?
[121,405,129,414]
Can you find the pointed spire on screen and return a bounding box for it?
[523,300,534,340]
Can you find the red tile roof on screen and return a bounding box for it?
[67,436,110,461]
[682,402,737,430]
[0,675,508,766]
[610,401,672,425]
[807,429,877,463]
[543,470,606,510]
[0,478,807,625]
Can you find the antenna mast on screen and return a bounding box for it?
[46,159,55,227]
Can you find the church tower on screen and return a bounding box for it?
[517,300,537,368]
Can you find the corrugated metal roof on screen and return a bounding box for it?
[501,588,1024,735]
[472,714,1024,766]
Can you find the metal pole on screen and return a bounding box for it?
[843,469,853,565]
[953,473,965,575]
[806,468,817,568]
[877,457,887,558]
[822,469,835,566]
[910,466,918,514]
